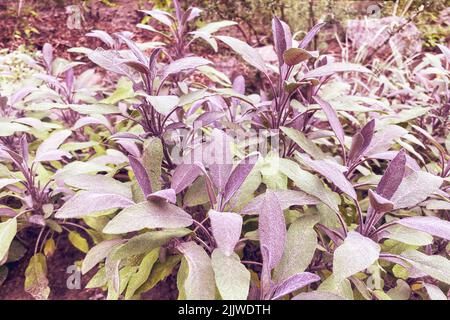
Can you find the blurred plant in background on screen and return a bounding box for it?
[191,0,449,50]
[0,46,41,96]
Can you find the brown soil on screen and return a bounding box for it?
[0,233,177,300]
[0,0,250,82]
[0,1,157,57]
[0,235,103,300]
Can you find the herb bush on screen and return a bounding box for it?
[0,0,449,300]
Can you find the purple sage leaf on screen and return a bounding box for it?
[242,190,319,215]
[368,190,394,213]
[296,153,357,200]
[146,188,176,204]
[298,22,326,49]
[259,190,286,270]
[348,119,375,165]
[272,16,287,66]
[396,216,450,241]
[129,155,152,197]
[223,154,258,205]
[271,272,320,300]
[207,129,233,192]
[103,200,193,234]
[42,43,53,69]
[163,57,212,79]
[55,192,134,219]
[313,96,346,158]
[376,149,406,200]
[171,164,202,194]
[209,210,243,256]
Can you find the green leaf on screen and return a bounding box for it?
[373,290,392,300]
[259,153,287,190]
[177,241,216,300]
[68,231,89,253]
[216,36,267,74]
[279,158,340,212]
[101,78,134,104]
[386,279,411,300]
[273,215,319,282]
[227,167,261,212]
[177,256,189,300]
[211,250,250,300]
[103,201,193,234]
[5,240,26,263]
[178,88,209,106]
[423,283,447,300]
[391,172,443,209]
[0,121,31,137]
[281,127,326,160]
[183,177,209,207]
[82,239,123,274]
[333,232,380,281]
[401,250,450,284]
[318,274,353,300]
[60,141,99,152]
[68,104,121,115]
[111,228,191,260]
[384,225,433,246]
[194,33,219,52]
[64,174,132,199]
[283,48,314,66]
[86,267,107,289]
[54,161,113,180]
[142,137,163,191]
[197,66,231,86]
[425,200,450,211]
[302,62,371,79]
[145,95,179,115]
[138,255,182,294]
[55,191,134,219]
[125,248,160,299]
[294,290,345,300]
[107,265,137,300]
[26,102,68,111]
[24,253,50,300]
[0,218,17,263]
[382,108,428,125]
[43,239,56,257]
[195,21,237,34]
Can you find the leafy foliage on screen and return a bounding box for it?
[0,0,449,301]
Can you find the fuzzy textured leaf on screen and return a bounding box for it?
[0,218,17,263]
[259,190,286,270]
[211,250,250,300]
[333,232,380,281]
[56,192,134,219]
[103,201,193,234]
[391,172,443,209]
[273,215,319,282]
[396,216,450,241]
[177,241,216,300]
[209,210,242,256]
